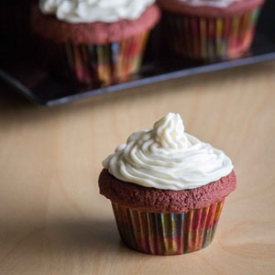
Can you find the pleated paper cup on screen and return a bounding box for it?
[162,8,261,60]
[112,198,225,255]
[39,32,148,86]
[67,32,148,85]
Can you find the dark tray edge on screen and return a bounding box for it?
[1,51,275,107]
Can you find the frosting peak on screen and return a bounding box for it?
[103,113,233,190]
[39,0,155,23]
[153,113,188,150]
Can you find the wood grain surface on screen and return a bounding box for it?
[0,61,275,275]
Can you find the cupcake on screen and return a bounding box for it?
[98,113,236,255]
[31,0,160,86]
[156,0,265,60]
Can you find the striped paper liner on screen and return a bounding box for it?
[112,198,225,255]
[56,32,149,86]
[162,8,260,60]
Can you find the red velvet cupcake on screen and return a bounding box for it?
[31,0,160,86]
[98,113,237,255]
[157,0,265,60]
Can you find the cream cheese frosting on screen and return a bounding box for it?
[178,0,240,8]
[103,113,233,190]
[39,0,155,23]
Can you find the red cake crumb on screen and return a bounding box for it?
[98,169,236,213]
[157,0,264,17]
[31,4,160,44]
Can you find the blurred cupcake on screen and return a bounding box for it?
[157,0,265,60]
[98,113,236,255]
[31,0,160,86]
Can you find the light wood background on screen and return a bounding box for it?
[0,61,275,275]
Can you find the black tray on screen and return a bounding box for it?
[1,0,275,106]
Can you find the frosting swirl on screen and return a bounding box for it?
[103,113,233,190]
[178,0,240,8]
[39,0,155,23]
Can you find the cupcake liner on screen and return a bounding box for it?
[50,32,149,86]
[162,8,260,60]
[112,198,225,255]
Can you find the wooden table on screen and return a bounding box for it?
[0,61,275,275]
